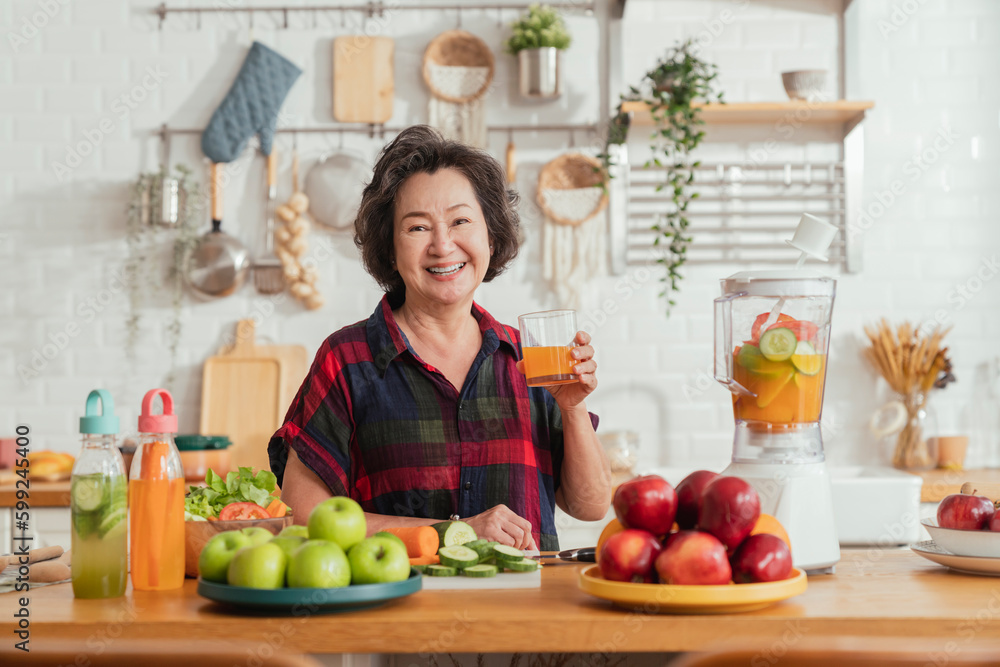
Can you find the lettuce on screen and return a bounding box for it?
[184,466,283,519]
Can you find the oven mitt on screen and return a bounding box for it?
[201,41,302,162]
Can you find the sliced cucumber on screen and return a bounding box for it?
[462,564,498,578]
[504,558,539,573]
[430,521,477,548]
[411,564,429,574]
[438,545,479,569]
[759,327,798,362]
[72,511,98,540]
[467,541,496,560]
[492,545,525,563]
[463,539,488,549]
[98,508,127,540]
[71,475,105,512]
[426,565,458,577]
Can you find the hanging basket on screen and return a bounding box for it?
[537,153,609,227]
[422,30,495,103]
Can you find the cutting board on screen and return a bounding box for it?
[200,320,306,473]
[420,568,541,590]
[333,36,394,123]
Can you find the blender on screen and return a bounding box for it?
[713,214,840,574]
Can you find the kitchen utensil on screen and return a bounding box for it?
[577,565,807,614]
[713,213,840,574]
[186,164,251,298]
[910,540,1000,576]
[253,150,285,294]
[419,567,541,591]
[921,519,1000,558]
[781,69,828,101]
[184,516,291,578]
[333,36,394,124]
[303,151,368,231]
[505,138,516,184]
[529,547,596,563]
[197,569,421,611]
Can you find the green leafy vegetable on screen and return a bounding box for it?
[184,467,283,520]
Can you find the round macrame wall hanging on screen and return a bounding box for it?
[537,153,609,309]
[422,30,494,148]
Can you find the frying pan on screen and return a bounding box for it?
[186,163,251,298]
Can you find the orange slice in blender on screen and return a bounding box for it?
[790,341,821,376]
[755,367,794,408]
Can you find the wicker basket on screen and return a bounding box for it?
[422,30,495,103]
[536,153,609,227]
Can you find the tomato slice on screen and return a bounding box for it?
[765,319,819,343]
[219,502,270,521]
[751,313,794,343]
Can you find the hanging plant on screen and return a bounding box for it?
[124,164,201,385]
[504,4,572,54]
[603,39,724,313]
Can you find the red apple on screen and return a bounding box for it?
[654,530,731,585]
[698,476,761,551]
[613,475,678,536]
[599,529,662,583]
[730,533,793,584]
[937,493,995,531]
[674,470,720,530]
[990,510,1000,532]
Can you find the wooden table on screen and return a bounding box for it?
[3,550,1000,656]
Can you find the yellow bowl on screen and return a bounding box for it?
[577,565,807,614]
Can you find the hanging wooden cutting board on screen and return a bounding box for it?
[200,320,306,474]
[333,36,394,124]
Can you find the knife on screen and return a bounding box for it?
[529,547,596,564]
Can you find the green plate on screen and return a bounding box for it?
[197,569,422,614]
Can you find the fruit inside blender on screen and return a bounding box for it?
[732,312,826,425]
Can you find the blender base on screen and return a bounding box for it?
[723,460,841,573]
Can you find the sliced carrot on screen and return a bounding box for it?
[265,498,287,518]
[409,555,440,566]
[381,526,440,558]
[206,515,218,522]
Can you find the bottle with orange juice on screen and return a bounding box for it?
[130,388,185,591]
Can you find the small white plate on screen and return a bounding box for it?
[911,540,1000,577]
[921,518,1000,558]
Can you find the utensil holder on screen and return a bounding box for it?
[518,47,561,99]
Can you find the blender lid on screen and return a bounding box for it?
[721,270,836,297]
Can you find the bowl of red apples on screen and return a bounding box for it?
[922,490,1000,558]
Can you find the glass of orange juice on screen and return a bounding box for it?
[518,309,579,387]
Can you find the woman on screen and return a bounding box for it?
[269,126,611,551]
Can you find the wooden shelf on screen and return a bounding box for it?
[621,100,874,127]
[909,468,1000,503]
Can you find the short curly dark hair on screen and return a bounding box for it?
[353,125,520,300]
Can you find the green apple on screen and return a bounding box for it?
[271,535,306,559]
[286,540,351,589]
[374,531,407,551]
[347,537,410,585]
[308,497,366,552]
[278,525,309,539]
[198,530,251,583]
[227,542,287,589]
[241,526,275,546]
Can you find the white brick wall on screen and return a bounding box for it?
[2,0,999,482]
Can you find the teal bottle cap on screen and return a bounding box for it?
[79,389,120,435]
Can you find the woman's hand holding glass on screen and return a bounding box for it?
[517,330,597,411]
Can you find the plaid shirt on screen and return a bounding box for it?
[269,294,597,551]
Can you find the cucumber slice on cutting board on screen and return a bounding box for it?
[492,545,525,564]
[438,545,479,569]
[461,564,498,578]
[425,565,458,577]
[430,521,477,548]
[504,558,539,573]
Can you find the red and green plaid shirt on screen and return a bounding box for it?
[269,294,597,551]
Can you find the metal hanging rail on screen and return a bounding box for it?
[153,2,596,29]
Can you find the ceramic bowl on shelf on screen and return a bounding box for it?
[921,518,1000,558]
[781,70,828,101]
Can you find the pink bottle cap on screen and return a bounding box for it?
[138,388,178,434]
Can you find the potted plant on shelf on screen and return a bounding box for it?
[505,4,572,99]
[603,39,724,314]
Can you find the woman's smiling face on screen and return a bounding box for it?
[392,169,492,309]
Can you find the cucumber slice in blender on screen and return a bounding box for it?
[790,341,821,376]
[758,327,798,362]
[71,475,105,512]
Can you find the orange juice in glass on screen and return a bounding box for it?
[518,310,579,387]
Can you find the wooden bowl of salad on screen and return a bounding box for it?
[184,467,293,578]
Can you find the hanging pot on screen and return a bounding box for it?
[518,47,561,99]
[186,163,251,298]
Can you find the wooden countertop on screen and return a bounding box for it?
[0,480,70,507]
[913,468,1000,503]
[3,550,1000,654]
